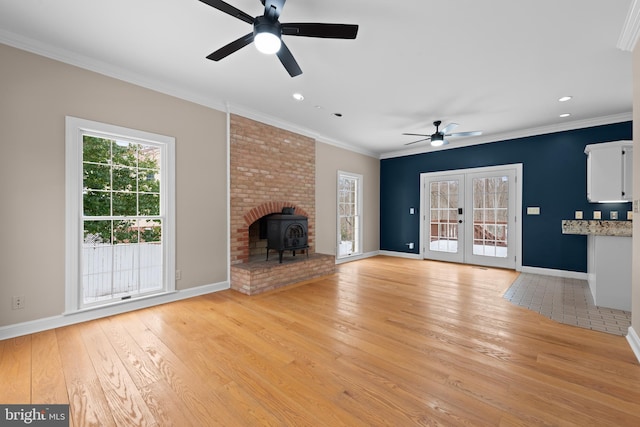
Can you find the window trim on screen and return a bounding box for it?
[65,116,176,314]
[336,170,363,260]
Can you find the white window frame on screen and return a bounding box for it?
[337,170,363,259]
[65,116,176,313]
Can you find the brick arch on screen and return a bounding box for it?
[231,201,311,264]
[243,201,309,226]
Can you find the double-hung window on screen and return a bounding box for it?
[65,117,175,312]
[337,171,363,259]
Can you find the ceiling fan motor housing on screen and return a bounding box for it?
[254,15,281,37]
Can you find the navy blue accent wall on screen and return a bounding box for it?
[380,122,632,272]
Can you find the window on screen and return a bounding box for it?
[66,117,175,312]
[337,171,363,258]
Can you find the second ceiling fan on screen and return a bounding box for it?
[404,120,482,147]
[199,0,359,77]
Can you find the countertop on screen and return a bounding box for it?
[561,220,632,237]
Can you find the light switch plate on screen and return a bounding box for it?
[593,211,601,220]
[575,211,583,219]
[527,207,540,215]
[610,211,618,220]
[628,211,633,220]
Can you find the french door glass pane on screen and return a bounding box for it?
[472,176,508,258]
[430,180,459,253]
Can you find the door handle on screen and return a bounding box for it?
[458,220,463,223]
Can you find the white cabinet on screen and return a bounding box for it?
[587,235,632,311]
[585,141,633,202]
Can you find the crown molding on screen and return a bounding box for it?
[1,29,631,162]
[227,104,379,158]
[1,29,376,159]
[379,112,633,160]
[617,0,640,51]
[0,29,228,113]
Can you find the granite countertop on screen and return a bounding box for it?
[562,220,632,237]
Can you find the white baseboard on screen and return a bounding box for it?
[335,250,379,264]
[627,327,640,364]
[378,250,422,260]
[519,266,588,280]
[0,281,229,341]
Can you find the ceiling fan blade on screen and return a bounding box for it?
[448,131,483,137]
[276,41,302,77]
[281,23,359,39]
[402,133,429,137]
[198,0,254,25]
[439,122,459,135]
[263,0,286,20]
[404,137,431,146]
[206,32,254,61]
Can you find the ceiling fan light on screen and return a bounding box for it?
[254,17,282,54]
[430,134,445,146]
[255,32,281,54]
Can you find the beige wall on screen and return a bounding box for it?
[315,142,380,256]
[633,45,640,334]
[0,44,228,327]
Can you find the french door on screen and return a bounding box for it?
[422,165,520,269]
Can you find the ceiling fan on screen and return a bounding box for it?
[199,0,359,77]
[403,120,482,147]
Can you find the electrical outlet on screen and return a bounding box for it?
[12,295,25,310]
[175,270,182,280]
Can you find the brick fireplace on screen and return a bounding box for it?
[229,115,335,295]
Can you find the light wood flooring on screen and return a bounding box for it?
[1,256,639,426]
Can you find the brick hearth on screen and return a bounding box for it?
[229,115,335,294]
[230,254,336,295]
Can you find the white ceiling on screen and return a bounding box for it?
[0,0,636,158]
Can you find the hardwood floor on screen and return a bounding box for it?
[1,256,639,426]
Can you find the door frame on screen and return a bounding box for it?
[419,164,523,271]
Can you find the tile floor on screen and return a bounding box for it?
[503,273,631,336]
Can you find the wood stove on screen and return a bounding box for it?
[266,210,309,263]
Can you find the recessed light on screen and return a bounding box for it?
[292,93,304,101]
[558,96,572,102]
[559,113,571,118]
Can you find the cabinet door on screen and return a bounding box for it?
[587,147,623,202]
